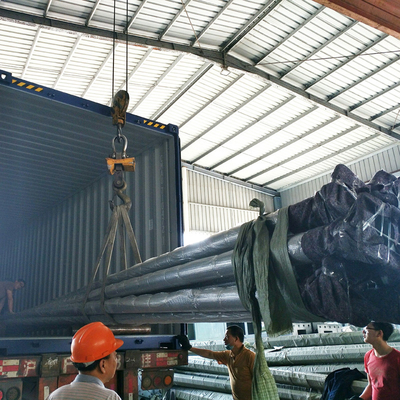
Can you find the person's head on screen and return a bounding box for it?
[14,279,25,290]
[363,321,394,343]
[70,322,124,383]
[224,325,244,350]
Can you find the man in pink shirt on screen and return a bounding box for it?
[360,321,400,400]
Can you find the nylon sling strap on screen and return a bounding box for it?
[232,218,279,400]
[232,207,322,399]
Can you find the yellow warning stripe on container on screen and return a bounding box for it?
[143,120,166,129]
[12,79,43,92]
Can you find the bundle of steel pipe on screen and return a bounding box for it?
[174,330,382,399]
[2,165,399,333]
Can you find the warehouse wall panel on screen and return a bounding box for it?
[281,144,400,207]
[183,168,276,236]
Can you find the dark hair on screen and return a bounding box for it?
[227,325,244,343]
[370,321,394,341]
[73,353,110,372]
[17,279,26,286]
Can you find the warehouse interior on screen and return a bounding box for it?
[1,0,400,399]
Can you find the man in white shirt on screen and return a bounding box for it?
[48,321,123,400]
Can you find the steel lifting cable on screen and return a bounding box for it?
[81,0,138,324]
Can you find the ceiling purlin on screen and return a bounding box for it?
[1,8,399,141]
[158,0,194,41]
[227,53,400,140]
[86,0,102,27]
[327,53,400,102]
[182,83,270,153]
[179,73,244,130]
[189,0,235,47]
[181,161,278,196]
[221,0,283,54]
[129,53,185,114]
[208,95,296,170]
[188,84,272,162]
[44,0,53,18]
[245,115,342,181]
[255,5,325,67]
[229,105,319,176]
[278,20,359,79]
[127,0,148,31]
[303,32,388,90]
[350,80,400,113]
[21,26,42,79]
[151,62,214,121]
[263,130,380,187]
[53,34,83,90]
[370,103,400,122]
[110,47,153,107]
[82,43,117,98]
[260,125,363,186]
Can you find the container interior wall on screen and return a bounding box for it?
[0,138,179,312]
[0,135,181,311]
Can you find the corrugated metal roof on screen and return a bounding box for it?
[1,0,400,226]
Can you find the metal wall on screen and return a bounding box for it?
[280,144,400,207]
[0,143,180,312]
[182,167,276,236]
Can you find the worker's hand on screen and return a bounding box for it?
[176,334,192,351]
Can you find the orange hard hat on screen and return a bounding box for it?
[70,322,124,363]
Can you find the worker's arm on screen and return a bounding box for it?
[359,374,372,400]
[6,289,14,313]
[176,335,220,360]
[189,346,216,360]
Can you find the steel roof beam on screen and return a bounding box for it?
[350,80,400,112]
[255,5,325,67]
[129,53,185,114]
[21,27,42,80]
[304,32,388,91]
[248,124,361,184]
[208,95,296,170]
[186,80,272,162]
[1,8,399,141]
[274,20,358,79]
[181,162,278,196]
[110,47,153,106]
[179,73,244,130]
[262,130,380,187]
[370,103,400,121]
[127,0,149,31]
[151,62,213,121]
[159,0,194,41]
[221,0,283,53]
[44,0,53,18]
[228,105,319,176]
[327,52,400,101]
[81,43,116,98]
[53,33,83,90]
[86,0,101,26]
[182,83,270,153]
[245,115,341,181]
[313,0,400,41]
[190,0,235,47]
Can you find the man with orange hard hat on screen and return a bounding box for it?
[48,321,124,400]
